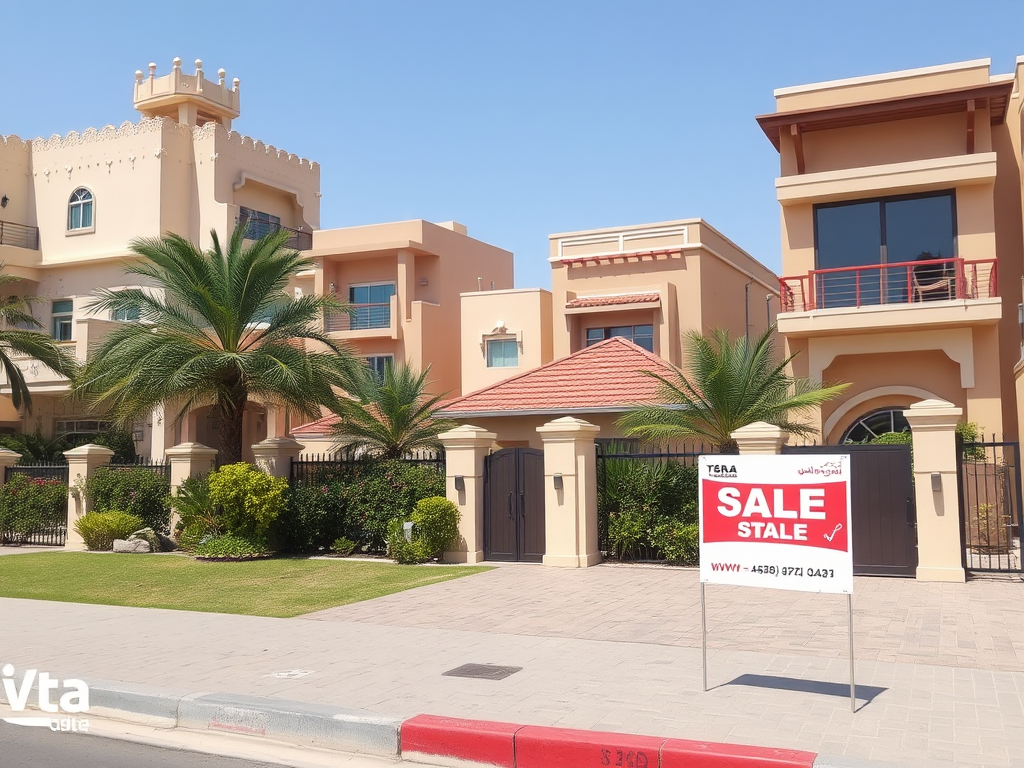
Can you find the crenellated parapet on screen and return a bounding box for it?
[27,118,191,153]
[192,122,318,172]
[134,58,239,129]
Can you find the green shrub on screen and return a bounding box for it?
[279,481,349,552]
[169,475,218,551]
[601,458,697,559]
[331,536,356,556]
[193,534,267,559]
[341,460,445,552]
[867,430,912,445]
[411,496,460,558]
[74,511,144,551]
[652,521,699,565]
[386,519,430,564]
[86,467,171,533]
[0,474,67,541]
[208,463,287,548]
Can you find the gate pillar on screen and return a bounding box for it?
[439,425,496,564]
[0,448,21,488]
[903,399,966,583]
[731,422,789,454]
[537,417,602,568]
[63,443,115,551]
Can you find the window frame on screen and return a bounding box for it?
[67,188,95,235]
[348,282,396,330]
[813,189,958,270]
[485,337,519,368]
[584,324,655,352]
[51,299,74,341]
[365,354,394,382]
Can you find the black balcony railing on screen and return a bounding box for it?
[0,220,40,250]
[325,303,392,332]
[235,216,313,251]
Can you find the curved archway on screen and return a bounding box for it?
[823,386,940,441]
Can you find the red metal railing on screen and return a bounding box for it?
[779,257,998,313]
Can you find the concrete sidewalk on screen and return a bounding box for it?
[1,563,1023,767]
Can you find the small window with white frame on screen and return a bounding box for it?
[486,338,519,368]
[67,188,94,232]
[51,299,73,341]
[366,355,393,382]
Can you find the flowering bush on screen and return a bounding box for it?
[207,463,287,548]
[86,467,171,533]
[0,474,67,542]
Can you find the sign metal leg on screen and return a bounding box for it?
[700,581,707,693]
[848,593,856,713]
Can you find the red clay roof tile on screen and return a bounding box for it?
[565,292,660,309]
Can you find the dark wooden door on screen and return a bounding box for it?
[782,444,917,576]
[484,448,546,562]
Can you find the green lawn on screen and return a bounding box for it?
[0,553,490,617]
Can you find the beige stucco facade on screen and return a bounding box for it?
[760,56,1024,444]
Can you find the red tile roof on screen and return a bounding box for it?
[291,413,338,438]
[565,292,660,309]
[438,337,678,416]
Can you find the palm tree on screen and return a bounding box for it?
[72,225,357,464]
[0,428,69,462]
[0,270,77,413]
[618,326,848,452]
[330,361,456,459]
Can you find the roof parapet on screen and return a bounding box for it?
[134,57,240,129]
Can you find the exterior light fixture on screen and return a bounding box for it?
[553,473,563,490]
[931,473,942,492]
[454,475,465,492]
[0,195,7,208]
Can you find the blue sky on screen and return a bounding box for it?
[2,1,1022,288]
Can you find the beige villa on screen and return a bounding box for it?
[757,56,1024,444]
[0,59,511,460]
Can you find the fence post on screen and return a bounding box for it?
[0,449,21,488]
[537,416,602,568]
[251,437,304,479]
[903,399,966,583]
[438,425,496,564]
[63,444,115,550]
[731,422,790,455]
[165,442,219,536]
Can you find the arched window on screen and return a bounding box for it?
[841,407,911,444]
[67,188,94,231]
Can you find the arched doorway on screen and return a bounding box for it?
[189,402,268,463]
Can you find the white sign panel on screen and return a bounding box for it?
[699,454,853,594]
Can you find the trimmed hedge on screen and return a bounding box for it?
[0,474,67,541]
[86,467,171,533]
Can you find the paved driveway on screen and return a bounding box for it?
[304,562,1024,672]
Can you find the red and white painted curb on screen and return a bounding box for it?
[401,714,816,768]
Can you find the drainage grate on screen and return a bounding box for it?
[442,663,522,680]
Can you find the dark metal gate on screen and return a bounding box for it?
[484,447,545,562]
[958,440,1023,573]
[782,444,917,576]
[1,463,70,547]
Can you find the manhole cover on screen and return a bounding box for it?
[442,664,522,680]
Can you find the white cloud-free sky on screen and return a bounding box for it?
[2,1,1021,289]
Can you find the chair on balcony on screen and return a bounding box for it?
[911,254,955,302]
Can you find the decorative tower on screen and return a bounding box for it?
[133,58,240,129]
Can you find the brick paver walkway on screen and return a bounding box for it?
[2,561,1023,767]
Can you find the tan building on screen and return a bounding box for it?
[457,219,778,399]
[0,59,511,459]
[757,57,1024,444]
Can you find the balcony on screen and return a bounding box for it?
[324,300,397,339]
[236,217,313,251]
[0,220,40,250]
[778,257,1001,337]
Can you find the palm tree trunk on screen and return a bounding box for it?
[218,401,246,465]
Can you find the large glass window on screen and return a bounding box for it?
[348,283,395,329]
[814,191,956,308]
[486,338,519,368]
[239,207,281,240]
[51,299,73,341]
[67,188,94,231]
[585,325,654,352]
[841,408,911,444]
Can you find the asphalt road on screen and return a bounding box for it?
[0,722,280,767]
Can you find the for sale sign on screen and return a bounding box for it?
[699,454,853,594]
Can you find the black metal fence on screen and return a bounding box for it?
[1,462,69,547]
[290,448,445,486]
[107,457,172,481]
[958,439,1023,573]
[595,441,706,560]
